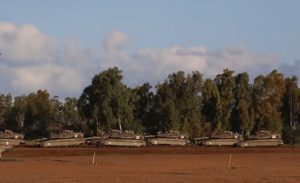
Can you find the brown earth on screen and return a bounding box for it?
[1,147,300,183]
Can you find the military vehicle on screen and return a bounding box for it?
[49,130,84,139]
[101,130,146,147]
[0,130,24,146]
[239,130,283,147]
[23,138,48,147]
[41,130,84,147]
[203,131,241,146]
[148,130,189,146]
[0,145,12,159]
[193,137,209,145]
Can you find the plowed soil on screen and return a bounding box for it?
[1,146,300,183]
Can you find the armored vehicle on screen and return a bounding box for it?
[239,130,283,147]
[0,130,24,146]
[193,137,209,145]
[148,130,189,146]
[101,130,146,147]
[49,130,84,139]
[23,138,48,147]
[41,130,84,147]
[0,145,13,159]
[203,131,241,146]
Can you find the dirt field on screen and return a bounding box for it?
[1,147,300,183]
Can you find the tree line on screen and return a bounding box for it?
[0,67,299,143]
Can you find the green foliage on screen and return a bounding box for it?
[214,69,236,131]
[282,126,300,144]
[282,77,300,127]
[201,79,222,130]
[5,95,26,131]
[153,71,203,137]
[0,94,12,129]
[24,90,54,138]
[253,70,286,133]
[78,67,138,134]
[233,72,254,134]
[0,67,299,141]
[132,83,154,133]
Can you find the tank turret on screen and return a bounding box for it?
[0,130,24,139]
[50,130,84,139]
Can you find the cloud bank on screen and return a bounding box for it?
[0,22,297,98]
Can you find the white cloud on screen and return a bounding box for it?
[1,22,289,98]
[207,46,277,78]
[0,22,54,65]
[100,44,277,86]
[279,60,300,80]
[0,22,89,97]
[103,31,131,52]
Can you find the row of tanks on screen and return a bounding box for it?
[0,130,85,148]
[0,129,283,148]
[195,130,283,147]
[87,130,189,147]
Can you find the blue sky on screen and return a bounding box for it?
[0,0,299,97]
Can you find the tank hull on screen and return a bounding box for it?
[42,138,85,147]
[204,138,239,146]
[0,139,24,146]
[239,139,283,147]
[102,139,146,147]
[0,145,12,154]
[149,138,189,146]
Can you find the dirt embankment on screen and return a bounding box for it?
[1,147,300,183]
[5,146,300,157]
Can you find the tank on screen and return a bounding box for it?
[101,130,146,147]
[0,130,24,139]
[0,130,24,146]
[23,138,48,147]
[148,130,190,146]
[203,131,241,146]
[41,138,85,147]
[49,130,84,139]
[0,144,13,159]
[41,130,84,147]
[193,137,209,145]
[239,130,283,147]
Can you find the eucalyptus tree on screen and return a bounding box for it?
[214,69,236,131]
[233,72,254,134]
[132,83,154,133]
[78,67,137,135]
[282,76,300,143]
[61,97,82,130]
[252,70,286,133]
[0,94,12,129]
[282,76,299,127]
[154,71,204,137]
[24,90,53,138]
[201,79,222,132]
[5,95,27,131]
